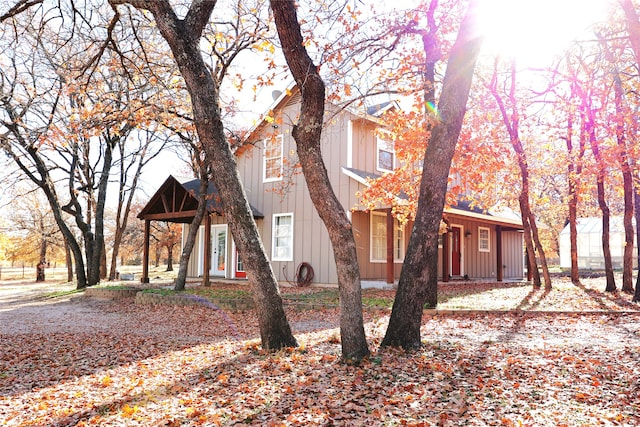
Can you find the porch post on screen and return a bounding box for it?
[442,230,450,282]
[141,219,150,283]
[386,209,394,284]
[203,214,211,286]
[496,225,503,282]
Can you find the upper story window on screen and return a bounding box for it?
[263,134,283,182]
[478,226,490,252]
[376,137,395,172]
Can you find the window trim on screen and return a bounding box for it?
[272,212,294,261]
[263,134,283,183]
[376,136,395,172]
[478,226,490,253]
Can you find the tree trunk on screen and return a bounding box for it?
[587,109,616,291]
[115,0,297,349]
[269,0,370,363]
[598,31,634,292]
[521,201,542,288]
[166,245,174,272]
[634,188,640,302]
[613,61,634,294]
[65,238,73,282]
[489,61,550,288]
[36,236,46,282]
[564,111,583,284]
[154,245,161,268]
[100,240,107,280]
[175,173,208,291]
[381,1,484,350]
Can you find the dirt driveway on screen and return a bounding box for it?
[0,281,116,335]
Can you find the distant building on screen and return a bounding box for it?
[559,217,637,270]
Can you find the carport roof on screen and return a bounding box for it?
[137,175,263,223]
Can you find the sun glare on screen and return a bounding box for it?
[478,0,611,66]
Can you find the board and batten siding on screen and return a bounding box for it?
[444,218,524,280]
[231,99,369,285]
[501,230,525,279]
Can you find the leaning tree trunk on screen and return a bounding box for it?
[175,170,208,290]
[490,60,550,288]
[121,0,297,349]
[270,0,370,363]
[521,204,542,288]
[381,1,484,350]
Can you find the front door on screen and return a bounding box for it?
[451,226,461,276]
[211,226,227,277]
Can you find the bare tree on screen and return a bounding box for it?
[110,0,297,350]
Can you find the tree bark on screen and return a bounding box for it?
[381,1,483,350]
[36,234,46,282]
[269,0,370,363]
[611,50,634,293]
[174,175,208,291]
[586,106,616,291]
[564,104,583,284]
[112,0,296,349]
[634,188,640,302]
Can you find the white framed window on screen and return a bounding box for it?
[272,213,293,261]
[370,211,404,262]
[478,226,490,252]
[376,137,395,172]
[263,134,283,182]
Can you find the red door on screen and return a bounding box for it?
[451,227,461,276]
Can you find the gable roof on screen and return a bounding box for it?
[138,175,263,223]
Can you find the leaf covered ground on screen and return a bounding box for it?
[1,277,639,426]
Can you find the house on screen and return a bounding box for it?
[138,86,525,285]
[559,217,637,270]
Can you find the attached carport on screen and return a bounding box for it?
[136,175,263,285]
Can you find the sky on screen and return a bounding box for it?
[477,0,612,66]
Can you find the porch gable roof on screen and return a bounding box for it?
[137,175,263,223]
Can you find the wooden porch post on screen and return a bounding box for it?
[386,209,394,284]
[442,230,450,282]
[203,214,211,287]
[496,225,503,282]
[141,220,150,283]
